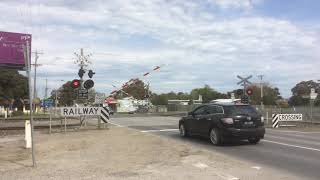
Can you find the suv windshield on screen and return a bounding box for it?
[224,105,259,116]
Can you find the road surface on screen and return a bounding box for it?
[109,116,320,180]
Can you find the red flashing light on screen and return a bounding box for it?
[72,79,80,89]
[246,88,253,96]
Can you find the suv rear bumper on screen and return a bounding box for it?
[221,126,265,139]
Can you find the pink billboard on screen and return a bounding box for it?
[0,31,32,69]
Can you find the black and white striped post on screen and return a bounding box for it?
[272,114,279,128]
[100,107,110,123]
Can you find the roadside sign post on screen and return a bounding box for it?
[272,114,303,128]
[60,107,110,129]
[24,41,36,167]
[0,31,35,167]
[310,88,317,123]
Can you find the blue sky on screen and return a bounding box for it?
[0,0,319,98]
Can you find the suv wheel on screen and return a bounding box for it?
[248,137,261,144]
[179,124,188,137]
[210,128,222,145]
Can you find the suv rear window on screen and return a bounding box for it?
[224,105,258,116]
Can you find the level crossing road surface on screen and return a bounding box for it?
[106,116,320,180]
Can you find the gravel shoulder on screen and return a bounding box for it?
[0,125,303,180]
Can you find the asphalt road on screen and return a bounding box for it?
[109,116,320,180]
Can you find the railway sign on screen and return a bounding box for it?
[60,107,110,123]
[237,75,252,85]
[272,114,303,128]
[61,107,100,116]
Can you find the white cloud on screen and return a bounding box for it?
[208,0,264,10]
[1,0,319,98]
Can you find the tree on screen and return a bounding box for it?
[190,85,227,103]
[115,79,149,100]
[50,81,76,106]
[151,94,168,105]
[0,68,28,108]
[289,80,320,106]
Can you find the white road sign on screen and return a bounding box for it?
[272,114,303,128]
[61,107,101,116]
[310,88,317,100]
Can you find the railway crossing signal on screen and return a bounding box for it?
[84,79,94,89]
[78,68,85,78]
[241,95,249,104]
[88,70,95,78]
[237,75,253,104]
[246,88,253,96]
[71,79,80,89]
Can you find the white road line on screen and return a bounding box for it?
[141,129,179,133]
[193,162,208,169]
[108,121,124,127]
[214,172,240,180]
[251,166,262,170]
[267,129,320,134]
[262,140,320,152]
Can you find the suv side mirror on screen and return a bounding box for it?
[188,112,194,116]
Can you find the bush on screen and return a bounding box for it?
[12,111,24,117]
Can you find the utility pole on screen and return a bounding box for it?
[45,78,48,99]
[258,75,264,109]
[43,78,48,113]
[31,50,43,99]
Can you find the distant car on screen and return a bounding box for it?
[178,103,265,145]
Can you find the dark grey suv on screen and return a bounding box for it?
[178,103,265,145]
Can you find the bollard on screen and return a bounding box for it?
[98,116,101,129]
[49,113,52,134]
[25,120,32,148]
[64,117,67,133]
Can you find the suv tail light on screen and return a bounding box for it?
[222,118,234,124]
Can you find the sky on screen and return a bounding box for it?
[0,0,319,98]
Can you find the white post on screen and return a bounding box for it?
[266,111,269,125]
[49,110,52,134]
[64,117,67,133]
[4,110,7,119]
[25,120,31,148]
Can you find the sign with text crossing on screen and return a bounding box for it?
[272,114,303,128]
[60,107,110,123]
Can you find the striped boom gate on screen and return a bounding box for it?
[272,114,303,128]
